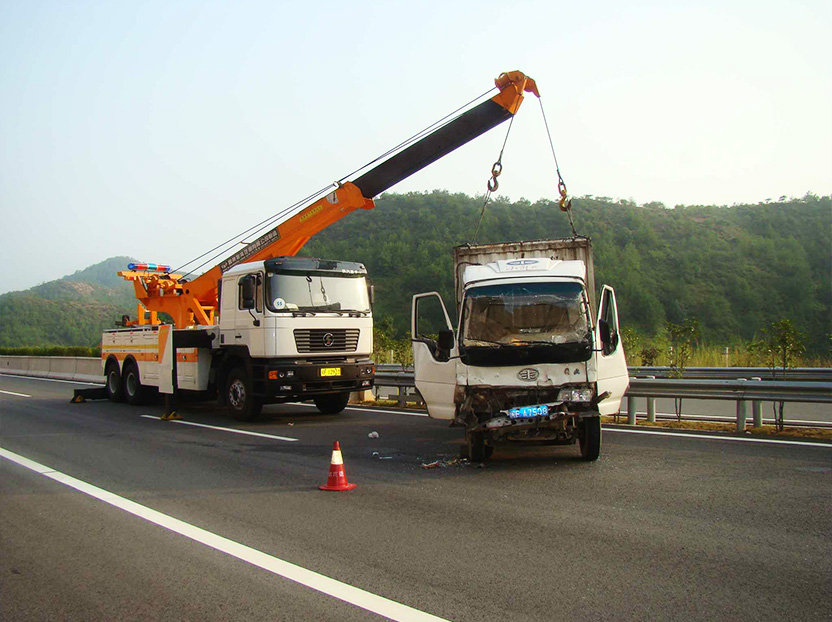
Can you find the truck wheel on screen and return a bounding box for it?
[122,362,147,406]
[467,432,493,461]
[314,392,349,415]
[579,415,602,461]
[105,361,124,403]
[226,367,262,421]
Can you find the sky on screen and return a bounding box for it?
[1,0,830,294]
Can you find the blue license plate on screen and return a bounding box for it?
[507,404,549,419]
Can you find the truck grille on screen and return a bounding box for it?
[294,329,360,353]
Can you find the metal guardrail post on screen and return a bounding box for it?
[737,400,748,432]
[751,377,762,427]
[736,379,747,431]
[627,395,636,425]
[752,401,762,428]
[645,376,656,423]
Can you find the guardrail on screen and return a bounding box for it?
[4,356,829,431]
[377,364,832,382]
[374,370,832,431]
[0,355,103,384]
[627,366,832,382]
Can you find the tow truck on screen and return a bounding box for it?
[89,71,542,420]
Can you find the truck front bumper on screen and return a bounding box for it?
[474,403,596,432]
[262,359,374,399]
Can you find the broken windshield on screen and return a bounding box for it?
[461,281,590,348]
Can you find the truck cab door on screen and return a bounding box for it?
[411,292,457,420]
[234,273,265,356]
[595,285,630,415]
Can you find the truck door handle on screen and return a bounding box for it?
[234,334,243,339]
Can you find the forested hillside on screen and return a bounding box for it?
[1,195,828,355]
[303,192,831,353]
[0,257,136,347]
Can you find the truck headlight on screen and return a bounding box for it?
[557,386,594,403]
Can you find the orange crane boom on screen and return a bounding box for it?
[125,71,540,328]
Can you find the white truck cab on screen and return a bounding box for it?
[412,238,628,461]
[102,256,375,421]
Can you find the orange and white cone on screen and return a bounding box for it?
[319,441,357,491]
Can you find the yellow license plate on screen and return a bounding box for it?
[320,367,341,377]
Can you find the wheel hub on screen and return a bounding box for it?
[229,380,246,409]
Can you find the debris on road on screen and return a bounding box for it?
[421,458,470,469]
[368,431,379,439]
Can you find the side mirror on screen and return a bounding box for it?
[437,329,455,351]
[240,275,256,310]
[368,282,375,306]
[598,320,611,346]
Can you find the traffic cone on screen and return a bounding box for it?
[319,441,357,491]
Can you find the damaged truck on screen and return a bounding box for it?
[411,237,629,461]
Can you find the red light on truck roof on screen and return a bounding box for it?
[127,262,171,272]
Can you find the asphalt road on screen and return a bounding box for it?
[1,375,830,621]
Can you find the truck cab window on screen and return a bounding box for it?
[238,274,262,312]
[599,288,619,355]
[412,293,455,361]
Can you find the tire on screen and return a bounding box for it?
[579,415,602,461]
[105,360,124,403]
[122,362,147,406]
[225,366,262,421]
[314,392,349,415]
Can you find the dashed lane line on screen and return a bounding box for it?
[141,415,298,442]
[605,426,832,448]
[0,389,31,398]
[0,446,449,622]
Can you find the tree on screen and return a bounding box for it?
[749,319,806,430]
[667,318,701,421]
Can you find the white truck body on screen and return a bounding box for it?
[411,237,628,460]
[102,257,375,419]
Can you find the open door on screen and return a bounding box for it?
[595,285,629,415]
[411,292,457,420]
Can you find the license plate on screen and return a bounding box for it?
[320,367,341,377]
[507,404,549,419]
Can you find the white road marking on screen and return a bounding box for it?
[287,402,430,418]
[141,415,299,442]
[605,426,832,448]
[346,406,429,418]
[0,446,449,622]
[0,389,31,398]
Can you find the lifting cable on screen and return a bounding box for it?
[538,98,578,238]
[336,87,495,185]
[171,87,500,279]
[472,114,515,244]
[471,96,578,244]
[170,183,335,278]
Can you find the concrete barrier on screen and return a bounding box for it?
[0,356,103,384]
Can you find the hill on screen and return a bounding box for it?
[1,194,829,355]
[302,192,831,354]
[0,257,137,347]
